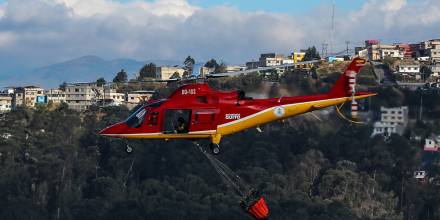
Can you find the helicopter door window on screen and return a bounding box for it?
[162,109,191,134]
[126,107,147,128]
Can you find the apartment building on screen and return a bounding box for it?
[428,45,440,63]
[264,54,285,67]
[431,65,440,77]
[156,66,185,80]
[372,106,409,137]
[126,90,155,109]
[45,89,66,104]
[397,64,420,75]
[103,88,125,106]
[65,83,101,111]
[0,95,12,112]
[199,66,215,76]
[12,86,44,108]
[380,49,404,60]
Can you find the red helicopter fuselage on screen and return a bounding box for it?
[99,58,375,148]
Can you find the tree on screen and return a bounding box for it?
[170,72,181,79]
[59,82,67,91]
[420,65,432,81]
[184,56,195,76]
[204,59,218,69]
[215,62,227,73]
[113,69,128,83]
[303,46,321,61]
[139,63,156,79]
[96,77,106,87]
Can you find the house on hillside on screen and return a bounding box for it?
[372,106,409,137]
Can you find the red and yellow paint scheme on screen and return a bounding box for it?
[99,58,375,154]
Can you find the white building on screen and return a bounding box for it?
[427,40,440,62]
[380,49,404,60]
[398,65,420,74]
[372,106,409,137]
[424,136,440,151]
[156,66,186,80]
[12,86,44,108]
[414,171,427,180]
[45,89,66,104]
[431,65,440,77]
[225,65,246,72]
[259,53,285,67]
[126,90,155,109]
[65,83,101,111]
[102,88,125,106]
[199,66,215,76]
[0,95,12,112]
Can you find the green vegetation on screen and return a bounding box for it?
[113,69,128,83]
[303,46,321,61]
[96,77,106,87]
[2,71,440,220]
[204,59,227,73]
[139,63,157,79]
[183,56,195,77]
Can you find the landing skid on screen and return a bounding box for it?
[210,143,220,155]
[193,142,221,155]
[125,144,133,154]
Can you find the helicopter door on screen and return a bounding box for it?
[191,109,218,132]
[162,109,192,134]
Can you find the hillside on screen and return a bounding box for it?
[1,71,440,220]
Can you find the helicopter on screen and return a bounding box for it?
[99,57,375,154]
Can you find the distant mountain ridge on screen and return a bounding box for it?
[19,55,182,88]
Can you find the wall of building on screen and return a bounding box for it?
[156,66,185,80]
[65,83,100,111]
[0,96,12,112]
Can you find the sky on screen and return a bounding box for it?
[0,0,440,84]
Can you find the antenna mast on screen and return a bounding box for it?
[330,0,335,55]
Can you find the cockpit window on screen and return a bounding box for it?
[126,107,147,128]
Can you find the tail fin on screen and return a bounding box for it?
[328,58,366,98]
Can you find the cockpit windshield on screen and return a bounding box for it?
[126,107,147,128]
[125,100,164,128]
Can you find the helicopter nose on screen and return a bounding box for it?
[99,122,126,137]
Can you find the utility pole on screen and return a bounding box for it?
[345,41,351,56]
[322,43,328,59]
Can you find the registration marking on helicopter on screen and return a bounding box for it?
[181,89,197,95]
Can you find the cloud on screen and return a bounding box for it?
[0,31,15,47]
[0,0,440,85]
